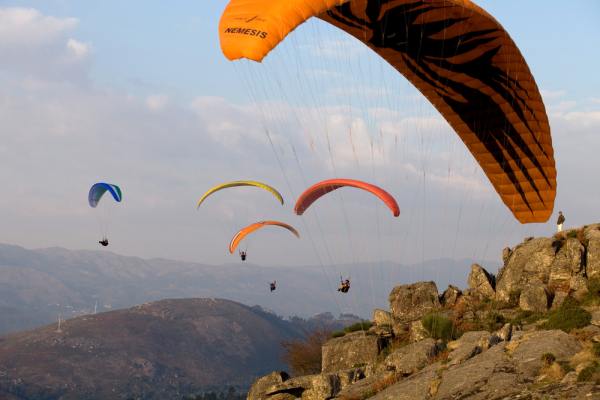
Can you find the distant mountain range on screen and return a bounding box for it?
[0,298,356,399]
[0,243,495,335]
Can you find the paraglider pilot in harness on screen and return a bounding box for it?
[338,277,350,293]
[99,237,109,247]
[239,250,247,261]
[270,281,276,292]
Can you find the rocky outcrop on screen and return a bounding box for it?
[372,309,393,327]
[247,371,290,400]
[440,285,461,307]
[548,238,584,290]
[321,332,382,373]
[446,331,491,365]
[467,264,495,299]
[506,330,582,378]
[408,320,428,343]
[519,279,548,312]
[496,237,555,302]
[380,338,438,374]
[586,224,600,279]
[250,223,600,400]
[388,281,440,321]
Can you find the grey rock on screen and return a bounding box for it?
[467,264,495,299]
[333,371,391,400]
[508,330,582,379]
[584,224,600,241]
[502,247,512,266]
[247,371,290,400]
[496,237,555,302]
[440,285,461,307]
[409,320,428,343]
[266,374,340,400]
[551,291,568,309]
[370,365,439,400]
[321,332,381,374]
[447,331,491,366]
[372,309,394,327]
[587,238,600,280]
[381,338,438,375]
[388,281,440,322]
[570,274,589,300]
[391,320,409,339]
[436,344,524,400]
[369,324,393,339]
[518,280,548,312]
[548,238,584,290]
[336,367,369,388]
[591,310,600,327]
[494,323,513,342]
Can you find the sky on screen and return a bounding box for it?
[0,1,599,269]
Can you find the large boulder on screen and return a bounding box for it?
[321,332,381,374]
[467,264,495,299]
[388,281,440,322]
[507,330,582,379]
[247,371,290,400]
[447,331,491,365]
[370,366,438,400]
[380,338,438,375]
[519,280,549,312]
[496,237,556,302]
[409,320,428,343]
[586,238,600,280]
[372,309,394,327]
[435,344,524,399]
[440,285,461,307]
[265,374,340,400]
[570,274,589,301]
[548,238,584,291]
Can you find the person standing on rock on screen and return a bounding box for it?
[556,211,565,232]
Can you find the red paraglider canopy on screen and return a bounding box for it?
[294,179,400,217]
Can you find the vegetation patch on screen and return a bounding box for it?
[541,352,556,366]
[577,361,600,383]
[422,313,457,341]
[593,343,600,358]
[542,298,591,333]
[583,278,600,306]
[343,321,373,334]
[510,310,545,327]
[282,328,331,375]
[483,311,506,332]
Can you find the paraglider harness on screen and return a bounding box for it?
[338,277,350,293]
[99,237,109,247]
[239,250,247,261]
[270,281,276,292]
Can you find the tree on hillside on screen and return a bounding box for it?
[281,328,331,375]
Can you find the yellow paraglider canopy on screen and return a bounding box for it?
[197,180,284,209]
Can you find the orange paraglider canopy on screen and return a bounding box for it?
[294,179,400,217]
[219,0,556,223]
[229,221,300,254]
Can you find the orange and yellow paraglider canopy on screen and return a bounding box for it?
[229,221,300,254]
[219,0,556,223]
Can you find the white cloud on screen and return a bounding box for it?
[0,7,78,47]
[66,38,90,59]
[540,89,566,101]
[0,7,88,82]
[145,94,169,111]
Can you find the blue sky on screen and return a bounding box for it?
[0,1,599,268]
